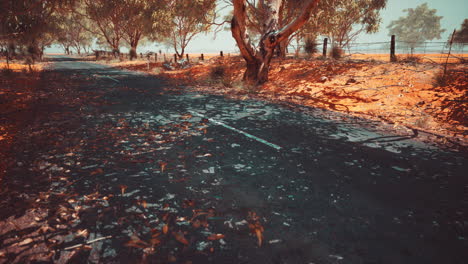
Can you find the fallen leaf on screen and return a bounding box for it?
[150,238,161,246]
[192,220,201,228]
[255,229,263,247]
[207,234,225,241]
[90,168,104,176]
[119,185,127,195]
[125,234,149,249]
[160,162,168,172]
[18,238,33,246]
[76,229,89,238]
[162,224,169,234]
[173,231,189,245]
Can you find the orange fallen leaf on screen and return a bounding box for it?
[90,168,104,176]
[160,162,168,172]
[119,185,127,195]
[173,231,189,245]
[255,229,263,247]
[207,234,225,241]
[162,224,169,234]
[192,219,201,228]
[125,234,149,249]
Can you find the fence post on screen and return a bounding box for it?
[174,54,177,63]
[186,54,189,62]
[155,53,158,62]
[443,29,457,77]
[220,51,223,57]
[390,35,396,62]
[323,38,328,58]
[201,53,204,61]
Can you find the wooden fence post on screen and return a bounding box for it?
[220,51,223,57]
[174,54,177,63]
[186,54,189,62]
[155,53,158,62]
[323,38,328,58]
[390,35,396,62]
[201,53,204,61]
[443,29,457,77]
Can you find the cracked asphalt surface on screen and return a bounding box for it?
[1,56,467,264]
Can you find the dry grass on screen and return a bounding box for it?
[0,62,45,72]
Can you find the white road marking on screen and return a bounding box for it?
[189,110,282,151]
[102,76,120,83]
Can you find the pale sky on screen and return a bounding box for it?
[47,0,467,54]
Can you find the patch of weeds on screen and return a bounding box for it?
[210,64,233,87]
[210,65,226,79]
[399,55,421,64]
[304,38,318,57]
[433,69,456,88]
[433,71,448,87]
[330,46,344,60]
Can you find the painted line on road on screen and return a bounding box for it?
[101,75,120,83]
[189,110,282,151]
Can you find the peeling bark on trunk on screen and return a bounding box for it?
[231,0,320,86]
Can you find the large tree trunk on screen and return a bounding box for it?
[231,0,319,86]
[129,47,137,60]
[129,33,141,61]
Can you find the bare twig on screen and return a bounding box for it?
[63,235,112,251]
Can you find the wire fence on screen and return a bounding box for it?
[288,39,467,63]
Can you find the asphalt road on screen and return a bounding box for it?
[2,56,467,264]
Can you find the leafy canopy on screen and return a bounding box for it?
[387,3,445,50]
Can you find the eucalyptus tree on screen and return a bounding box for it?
[322,0,386,49]
[0,0,73,61]
[231,0,320,85]
[387,3,445,54]
[121,0,171,60]
[453,19,468,44]
[165,0,217,59]
[83,0,126,56]
[56,11,93,55]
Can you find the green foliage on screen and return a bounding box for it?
[0,0,71,60]
[163,0,216,58]
[454,19,468,43]
[387,3,446,53]
[301,0,387,49]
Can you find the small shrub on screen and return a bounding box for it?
[210,64,234,87]
[304,38,318,57]
[433,69,456,88]
[433,71,447,87]
[210,65,226,80]
[330,46,344,59]
[400,55,421,64]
